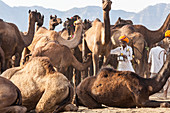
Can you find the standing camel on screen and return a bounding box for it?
[0,10,42,72]
[83,0,112,76]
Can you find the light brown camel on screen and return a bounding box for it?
[83,0,112,76]
[25,42,92,80]
[0,76,27,113]
[49,15,62,30]
[1,57,77,113]
[0,10,42,72]
[76,53,170,108]
[20,14,62,65]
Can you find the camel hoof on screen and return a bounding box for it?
[64,104,78,111]
[160,103,170,107]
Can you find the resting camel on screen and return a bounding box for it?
[83,0,112,76]
[0,10,42,72]
[25,42,92,80]
[76,53,170,108]
[1,57,77,113]
[0,76,27,113]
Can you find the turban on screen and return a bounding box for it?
[165,30,170,38]
[119,35,129,43]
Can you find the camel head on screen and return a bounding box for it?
[49,15,62,28]
[115,17,133,25]
[63,15,81,36]
[102,0,112,11]
[83,19,92,30]
[37,14,44,27]
[28,9,42,25]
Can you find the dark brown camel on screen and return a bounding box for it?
[0,10,42,72]
[76,53,170,108]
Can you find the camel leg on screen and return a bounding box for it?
[35,87,70,113]
[92,53,99,76]
[76,89,102,108]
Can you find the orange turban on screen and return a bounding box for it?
[119,35,129,43]
[165,30,170,38]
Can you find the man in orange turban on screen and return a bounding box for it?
[110,35,135,72]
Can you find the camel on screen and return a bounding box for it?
[75,53,170,108]
[0,76,27,113]
[0,10,42,72]
[49,15,62,30]
[1,57,77,113]
[133,13,170,48]
[20,14,62,65]
[24,42,92,80]
[60,15,81,40]
[82,0,112,76]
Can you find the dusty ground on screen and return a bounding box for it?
[62,92,170,113]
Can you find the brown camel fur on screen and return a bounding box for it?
[76,54,170,108]
[83,0,112,76]
[0,76,27,113]
[26,42,92,79]
[0,10,42,71]
[1,57,77,113]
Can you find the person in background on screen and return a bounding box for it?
[110,35,135,72]
[163,30,170,99]
[148,41,167,78]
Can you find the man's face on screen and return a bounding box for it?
[167,37,170,44]
[119,41,127,46]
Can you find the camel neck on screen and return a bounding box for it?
[146,14,170,47]
[103,11,111,45]
[147,54,170,95]
[24,18,36,47]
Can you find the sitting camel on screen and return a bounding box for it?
[76,54,170,108]
[1,57,77,113]
[0,76,27,113]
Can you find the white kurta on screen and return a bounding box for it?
[110,45,135,72]
[148,46,166,74]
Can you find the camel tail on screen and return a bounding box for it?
[53,85,74,113]
[11,87,22,106]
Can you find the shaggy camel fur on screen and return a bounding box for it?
[0,76,27,113]
[76,54,170,108]
[25,42,92,79]
[1,57,77,113]
[0,10,42,72]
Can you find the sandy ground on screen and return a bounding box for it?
[62,92,170,113]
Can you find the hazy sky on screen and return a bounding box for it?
[1,0,170,13]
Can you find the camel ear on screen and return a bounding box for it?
[55,15,57,18]
[50,15,53,19]
[28,10,31,14]
[35,9,37,12]
[67,18,70,20]
[42,15,44,19]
